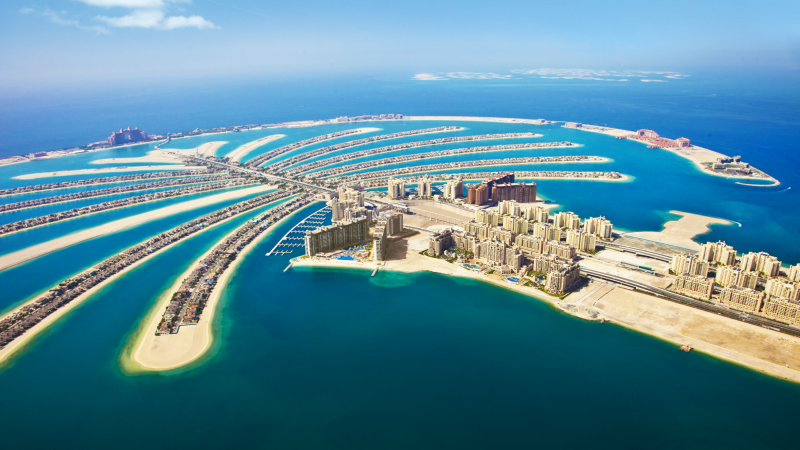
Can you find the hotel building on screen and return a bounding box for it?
[719,286,764,313]
[492,182,537,204]
[715,266,758,290]
[443,177,464,200]
[384,212,404,236]
[304,217,370,257]
[670,254,709,277]
[418,177,433,197]
[388,177,406,199]
[673,273,714,299]
[373,221,387,261]
[466,183,490,205]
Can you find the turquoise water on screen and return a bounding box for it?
[1,74,799,448]
[1,206,799,448]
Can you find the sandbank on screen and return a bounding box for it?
[90,149,183,165]
[225,135,286,163]
[128,200,315,372]
[0,185,274,272]
[624,210,731,250]
[0,192,278,367]
[13,165,205,180]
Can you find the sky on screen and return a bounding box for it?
[0,0,799,87]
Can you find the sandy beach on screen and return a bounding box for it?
[297,219,800,383]
[128,200,313,371]
[0,185,274,272]
[90,149,184,165]
[13,165,205,180]
[625,210,732,250]
[225,135,286,162]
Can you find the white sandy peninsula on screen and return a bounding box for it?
[13,165,205,180]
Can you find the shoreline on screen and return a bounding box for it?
[225,134,286,163]
[254,127,381,166]
[0,185,274,271]
[13,165,204,180]
[0,195,284,368]
[624,210,732,250]
[314,143,585,178]
[335,157,615,181]
[126,200,318,372]
[294,234,800,384]
[0,182,263,238]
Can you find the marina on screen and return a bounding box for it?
[265,206,331,256]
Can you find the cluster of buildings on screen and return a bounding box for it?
[423,200,614,294]
[622,129,692,149]
[710,155,756,176]
[0,189,299,349]
[670,241,800,324]
[107,127,149,146]
[246,128,369,168]
[0,170,208,197]
[289,132,537,176]
[270,127,460,172]
[158,194,314,334]
[335,114,404,122]
[0,179,256,235]
[463,172,538,205]
[328,157,609,186]
[0,174,231,213]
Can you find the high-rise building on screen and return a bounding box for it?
[467,184,490,205]
[388,177,406,199]
[790,264,800,282]
[443,177,464,200]
[489,227,516,245]
[344,206,371,223]
[338,188,365,207]
[502,215,530,235]
[740,252,779,276]
[305,217,370,257]
[452,231,481,255]
[483,173,515,199]
[583,216,613,240]
[699,241,737,266]
[463,220,492,240]
[533,206,549,224]
[428,228,453,256]
[108,127,147,146]
[479,240,509,266]
[553,211,580,229]
[719,286,764,313]
[671,254,709,277]
[330,198,356,222]
[715,266,759,289]
[674,273,715,299]
[765,279,800,301]
[384,212,404,236]
[566,230,596,253]
[515,234,546,254]
[373,221,388,261]
[474,210,500,227]
[418,177,433,197]
[544,240,577,260]
[546,263,581,294]
[761,296,800,324]
[492,182,537,204]
[532,222,560,241]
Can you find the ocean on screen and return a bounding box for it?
[1,71,799,448]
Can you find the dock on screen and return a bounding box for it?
[265,206,330,256]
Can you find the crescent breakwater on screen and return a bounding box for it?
[309,142,579,179]
[245,128,380,167]
[0,188,297,364]
[326,156,616,182]
[287,132,543,175]
[0,178,261,236]
[265,126,464,172]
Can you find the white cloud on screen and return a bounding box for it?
[161,15,215,30]
[20,7,110,34]
[86,0,216,30]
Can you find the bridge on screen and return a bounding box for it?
[165,152,335,193]
[265,206,330,256]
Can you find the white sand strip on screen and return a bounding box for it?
[225,134,286,163]
[0,185,274,272]
[625,210,731,250]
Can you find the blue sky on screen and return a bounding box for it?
[1,0,798,87]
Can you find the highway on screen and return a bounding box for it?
[579,266,800,337]
[167,152,335,194]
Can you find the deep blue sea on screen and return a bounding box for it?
[1,72,799,448]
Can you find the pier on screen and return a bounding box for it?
[265,206,331,256]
